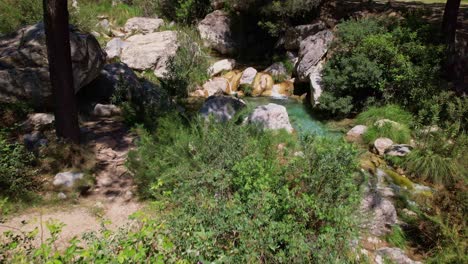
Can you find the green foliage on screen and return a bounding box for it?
[363,122,412,144]
[0,0,42,34]
[0,133,37,198]
[126,115,362,262]
[356,105,414,127]
[148,0,212,24]
[321,16,444,117]
[70,0,142,32]
[239,83,253,96]
[163,28,210,97]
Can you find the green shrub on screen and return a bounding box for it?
[0,0,42,34]
[385,226,407,249]
[163,28,210,97]
[321,16,444,117]
[0,134,37,198]
[70,0,142,32]
[126,115,362,262]
[356,105,414,127]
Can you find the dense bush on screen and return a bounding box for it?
[0,134,37,198]
[163,28,210,97]
[125,114,362,262]
[320,16,444,117]
[0,0,42,34]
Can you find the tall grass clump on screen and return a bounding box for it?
[0,0,42,34]
[126,114,363,262]
[356,105,413,127]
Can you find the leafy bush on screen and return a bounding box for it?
[321,16,444,117]
[163,28,210,97]
[0,0,42,34]
[362,122,412,144]
[126,114,362,262]
[0,134,37,198]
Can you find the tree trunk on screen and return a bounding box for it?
[442,0,461,46]
[43,0,80,143]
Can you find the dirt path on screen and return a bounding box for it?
[0,117,143,248]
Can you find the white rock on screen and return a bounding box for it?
[24,113,55,129]
[309,60,324,104]
[93,104,121,117]
[361,190,397,236]
[105,38,128,60]
[120,31,178,78]
[346,125,368,141]
[374,138,394,156]
[53,172,84,188]
[239,67,257,85]
[264,62,288,78]
[375,119,400,128]
[124,17,164,35]
[247,103,294,133]
[57,192,67,200]
[385,144,412,157]
[208,59,236,76]
[376,247,422,264]
[202,77,230,96]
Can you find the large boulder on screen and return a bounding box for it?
[0,23,105,108]
[120,31,178,78]
[264,62,289,78]
[223,70,242,92]
[81,62,141,102]
[309,60,324,104]
[200,95,246,122]
[385,144,412,157]
[208,59,236,77]
[124,17,164,35]
[198,10,236,55]
[296,30,333,82]
[247,104,294,133]
[282,21,327,50]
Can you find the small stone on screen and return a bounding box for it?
[57,192,67,199]
[385,144,412,157]
[346,125,368,142]
[374,119,400,128]
[124,190,133,201]
[376,247,422,264]
[53,172,84,188]
[24,113,54,130]
[93,104,121,117]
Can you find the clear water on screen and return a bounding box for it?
[243,97,330,136]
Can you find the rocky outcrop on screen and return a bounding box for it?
[246,104,294,133]
[197,77,230,97]
[124,17,164,35]
[361,189,398,236]
[208,59,236,76]
[223,70,242,92]
[309,60,324,104]
[198,10,236,55]
[264,62,289,78]
[200,95,246,122]
[263,81,294,98]
[296,29,333,82]
[120,31,178,78]
[0,23,105,108]
[282,21,327,50]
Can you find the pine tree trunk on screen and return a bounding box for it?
[43,0,80,143]
[442,0,461,46]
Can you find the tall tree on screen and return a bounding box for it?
[442,0,461,46]
[43,0,80,143]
